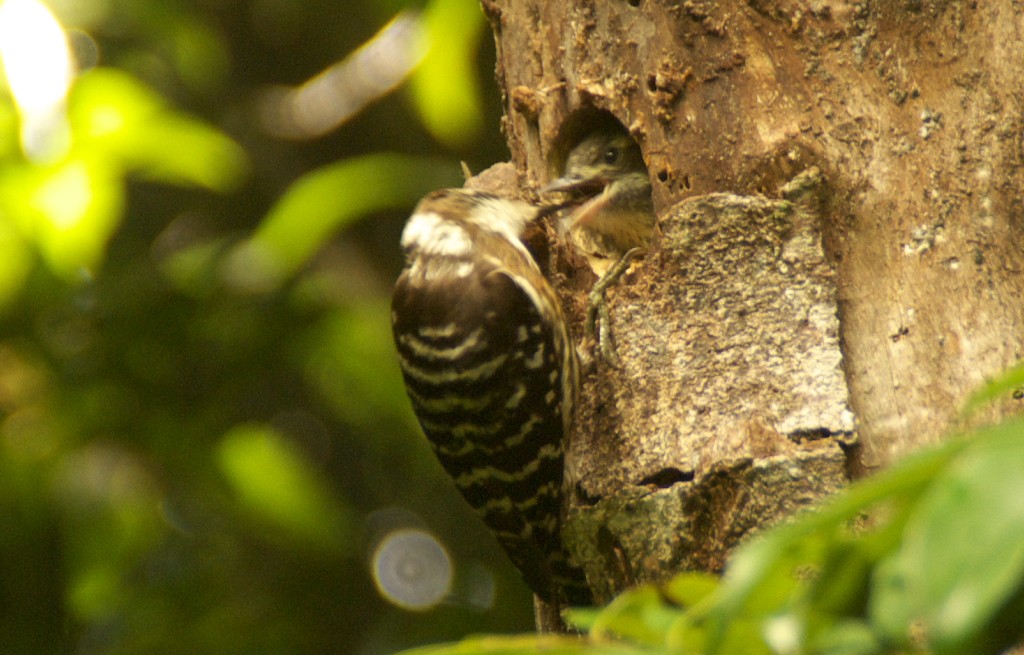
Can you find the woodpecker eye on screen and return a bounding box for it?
[603,147,620,165]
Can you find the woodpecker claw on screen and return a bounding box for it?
[584,247,645,367]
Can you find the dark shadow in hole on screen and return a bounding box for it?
[638,467,694,488]
[575,481,603,506]
[548,108,640,179]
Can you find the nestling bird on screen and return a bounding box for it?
[391,188,592,608]
[544,130,656,364]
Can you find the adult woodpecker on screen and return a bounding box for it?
[391,188,592,609]
[544,129,656,364]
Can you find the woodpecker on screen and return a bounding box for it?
[544,130,655,364]
[391,188,591,607]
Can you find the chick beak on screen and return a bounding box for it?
[542,174,607,198]
[541,176,613,231]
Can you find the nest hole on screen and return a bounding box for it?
[548,108,646,180]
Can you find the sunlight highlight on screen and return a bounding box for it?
[0,0,75,159]
[259,10,426,139]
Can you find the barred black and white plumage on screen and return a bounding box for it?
[390,188,591,606]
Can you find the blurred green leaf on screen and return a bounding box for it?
[566,607,602,632]
[0,217,32,307]
[55,443,165,623]
[165,16,231,93]
[960,359,1024,419]
[0,95,19,156]
[872,420,1024,654]
[399,634,645,655]
[67,564,120,621]
[217,424,353,551]
[661,572,721,608]
[710,437,961,618]
[589,586,680,647]
[408,0,485,147]
[226,153,460,291]
[0,66,246,286]
[806,619,880,655]
[807,540,873,618]
[69,67,248,190]
[677,431,965,654]
[158,236,229,297]
[0,1,516,652]
[298,299,417,437]
[0,152,123,278]
[864,555,907,649]
[666,612,773,655]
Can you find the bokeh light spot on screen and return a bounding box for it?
[372,528,452,611]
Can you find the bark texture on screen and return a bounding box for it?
[482,0,1024,601]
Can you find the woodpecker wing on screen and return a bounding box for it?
[392,216,585,604]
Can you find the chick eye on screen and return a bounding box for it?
[603,147,620,165]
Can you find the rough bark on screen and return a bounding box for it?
[483,0,1024,603]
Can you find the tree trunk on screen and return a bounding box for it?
[482,0,1024,604]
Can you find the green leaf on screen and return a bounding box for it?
[0,214,32,308]
[397,634,644,655]
[871,418,1024,654]
[69,68,248,191]
[67,564,121,622]
[808,619,881,655]
[866,555,909,646]
[960,360,1024,419]
[157,236,229,297]
[668,614,771,655]
[225,153,460,291]
[807,540,873,618]
[217,424,353,551]
[0,99,19,156]
[589,585,681,647]
[0,152,124,278]
[298,301,416,436]
[408,0,485,147]
[697,436,965,652]
[662,572,722,608]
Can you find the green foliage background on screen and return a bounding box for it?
[0,0,538,653]
[398,393,1024,655]
[6,3,1024,655]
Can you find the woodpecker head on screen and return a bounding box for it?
[400,189,538,261]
